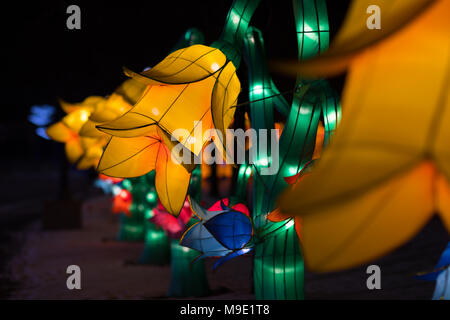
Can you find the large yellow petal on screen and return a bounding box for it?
[46,122,74,143]
[211,61,240,157]
[96,87,158,138]
[273,0,437,78]
[65,138,83,164]
[156,77,216,154]
[98,77,217,156]
[114,78,147,105]
[437,173,450,232]
[431,61,450,180]
[89,93,131,123]
[80,136,107,153]
[280,0,449,215]
[76,145,103,170]
[62,108,91,133]
[278,0,450,272]
[298,162,435,272]
[125,45,227,85]
[59,96,104,114]
[155,142,192,216]
[97,136,160,178]
[79,120,107,138]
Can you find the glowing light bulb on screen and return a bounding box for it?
[285,219,295,229]
[146,192,156,202]
[152,108,160,116]
[80,110,89,122]
[232,13,240,24]
[211,63,220,72]
[252,85,263,95]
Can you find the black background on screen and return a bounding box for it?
[2,1,349,163]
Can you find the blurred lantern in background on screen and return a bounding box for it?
[28,104,57,140]
[417,242,450,300]
[151,199,193,239]
[138,171,171,265]
[46,97,108,170]
[180,198,252,270]
[277,0,450,273]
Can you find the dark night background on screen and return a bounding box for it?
[2,1,447,300]
[2,0,349,171]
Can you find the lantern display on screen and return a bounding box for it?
[28,104,56,140]
[180,198,252,270]
[150,200,193,239]
[277,0,450,273]
[112,188,132,216]
[137,171,171,265]
[417,242,450,300]
[27,0,450,302]
[238,0,340,299]
[46,97,108,170]
[167,239,210,297]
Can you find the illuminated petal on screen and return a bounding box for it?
[295,163,435,272]
[278,0,450,272]
[280,0,449,214]
[89,93,132,123]
[97,136,160,178]
[79,120,106,138]
[99,77,217,157]
[77,155,98,170]
[273,0,437,77]
[159,128,197,173]
[155,143,192,216]
[96,91,159,137]
[156,77,216,155]
[59,96,104,114]
[62,108,91,133]
[211,61,240,156]
[46,122,74,142]
[437,174,450,232]
[125,45,227,85]
[65,138,83,164]
[114,78,147,105]
[432,63,450,181]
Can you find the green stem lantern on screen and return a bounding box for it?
[167,238,210,297]
[117,176,147,242]
[139,171,171,265]
[241,0,339,299]
[140,28,207,266]
[211,0,262,68]
[167,165,210,297]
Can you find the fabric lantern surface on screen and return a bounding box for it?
[417,242,450,300]
[180,198,252,270]
[150,199,193,239]
[241,0,340,299]
[97,127,192,216]
[46,99,108,169]
[277,0,450,272]
[97,44,240,160]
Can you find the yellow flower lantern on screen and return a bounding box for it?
[97,44,240,159]
[97,127,191,215]
[79,79,146,138]
[46,97,108,170]
[277,0,450,272]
